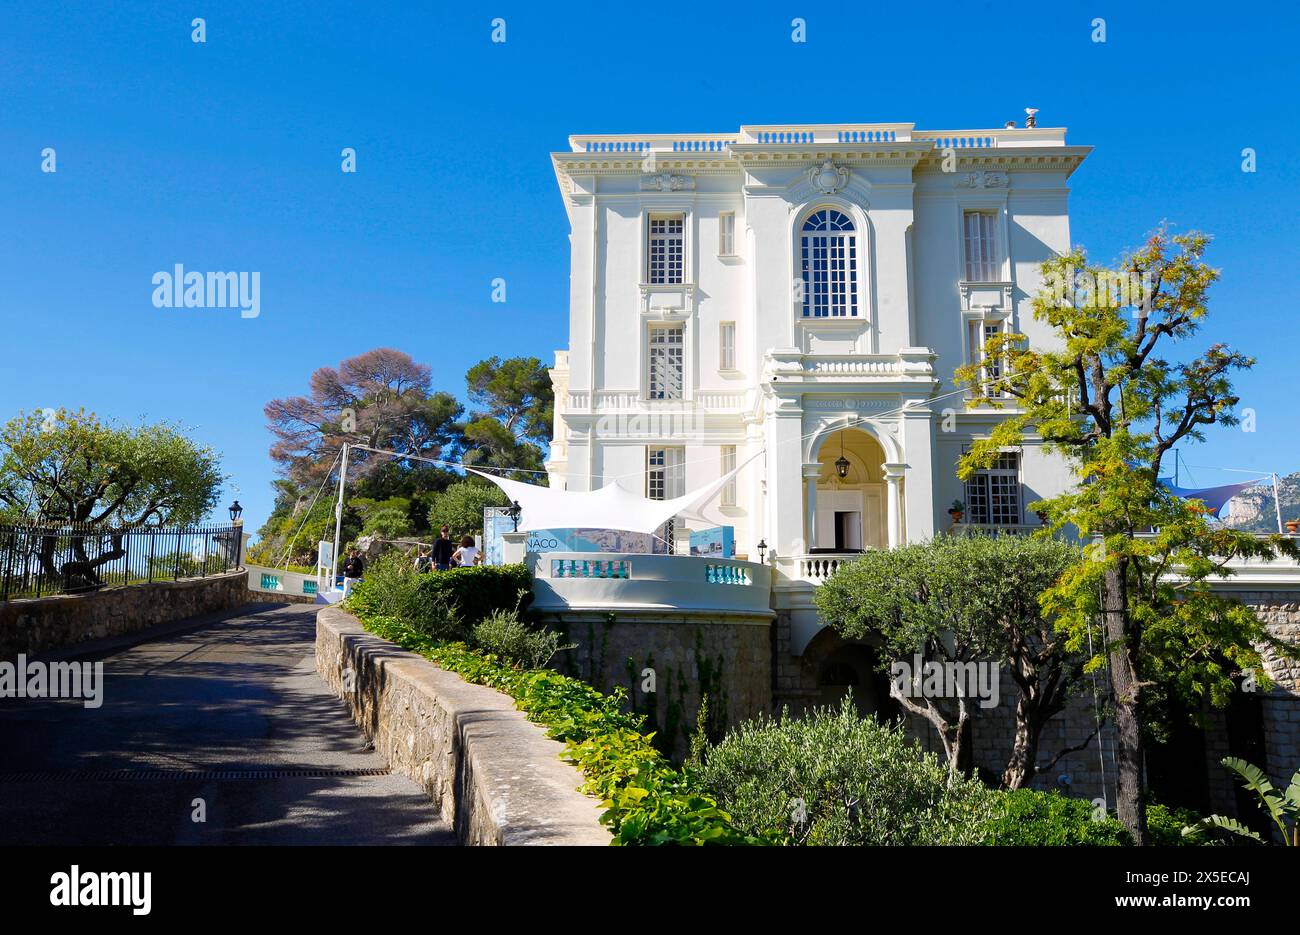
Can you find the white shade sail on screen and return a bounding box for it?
[468,452,761,534]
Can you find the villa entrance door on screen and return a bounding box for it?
[816,489,863,551]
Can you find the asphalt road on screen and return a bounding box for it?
[0,602,455,845]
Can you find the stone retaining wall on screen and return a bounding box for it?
[0,570,249,660]
[315,606,610,846]
[542,609,774,761]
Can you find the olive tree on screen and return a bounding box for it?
[815,533,1089,788]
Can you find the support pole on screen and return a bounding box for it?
[1273,473,1285,535]
[331,443,350,590]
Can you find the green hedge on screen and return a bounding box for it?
[346,555,532,641]
[980,788,1132,846]
[413,563,533,626]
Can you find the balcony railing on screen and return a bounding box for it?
[771,553,864,586]
[567,124,1068,155]
[529,551,772,615]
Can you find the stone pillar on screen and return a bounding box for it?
[502,530,528,564]
[768,397,806,558]
[883,463,905,549]
[802,463,822,550]
[900,401,937,542]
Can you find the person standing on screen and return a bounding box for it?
[431,525,455,571]
[341,549,366,597]
[452,535,481,568]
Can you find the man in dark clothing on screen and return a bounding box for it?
[342,551,366,579]
[431,525,455,571]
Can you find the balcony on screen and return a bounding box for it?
[763,347,936,386]
[528,552,772,617]
[770,553,864,586]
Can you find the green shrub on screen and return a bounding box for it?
[981,788,1132,846]
[692,697,999,845]
[1147,802,1207,846]
[472,607,572,669]
[411,563,533,627]
[347,556,532,639]
[346,552,466,640]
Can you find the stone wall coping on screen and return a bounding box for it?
[316,606,610,846]
[1,568,247,608]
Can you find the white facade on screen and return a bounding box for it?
[545,121,1090,636]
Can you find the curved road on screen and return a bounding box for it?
[0,602,455,845]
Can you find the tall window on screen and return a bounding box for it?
[648,324,684,399]
[963,211,999,282]
[800,209,858,317]
[969,320,1006,398]
[648,447,684,555]
[719,321,736,371]
[719,212,735,255]
[720,445,737,507]
[648,216,684,284]
[964,450,1022,525]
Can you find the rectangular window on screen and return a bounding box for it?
[969,320,1005,398]
[647,447,685,500]
[647,324,684,399]
[964,450,1021,525]
[719,212,735,255]
[719,321,736,371]
[720,445,737,507]
[648,216,684,285]
[963,211,999,282]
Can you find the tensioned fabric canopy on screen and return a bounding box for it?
[1158,477,1267,515]
[468,452,762,534]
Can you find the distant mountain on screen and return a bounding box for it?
[1222,472,1300,533]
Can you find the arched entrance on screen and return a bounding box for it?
[807,427,888,552]
[808,635,900,721]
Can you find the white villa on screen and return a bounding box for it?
[543,120,1089,653]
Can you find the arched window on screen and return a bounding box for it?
[800,209,858,318]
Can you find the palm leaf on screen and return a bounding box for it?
[1283,769,1300,814]
[1222,757,1292,840]
[1183,814,1263,845]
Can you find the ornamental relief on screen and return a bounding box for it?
[640,171,695,192]
[807,160,850,194]
[955,170,1008,189]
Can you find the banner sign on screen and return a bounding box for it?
[689,525,734,558]
[482,508,665,564]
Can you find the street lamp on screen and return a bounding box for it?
[228,500,243,523]
[756,539,768,564]
[505,500,522,532]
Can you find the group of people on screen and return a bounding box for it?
[414,524,481,572]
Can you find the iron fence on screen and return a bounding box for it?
[0,523,243,601]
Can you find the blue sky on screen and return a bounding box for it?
[1,1,1297,529]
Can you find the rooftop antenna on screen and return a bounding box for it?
[1024,107,1039,128]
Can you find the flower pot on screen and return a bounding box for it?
[948,510,964,523]
[1286,520,1299,535]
